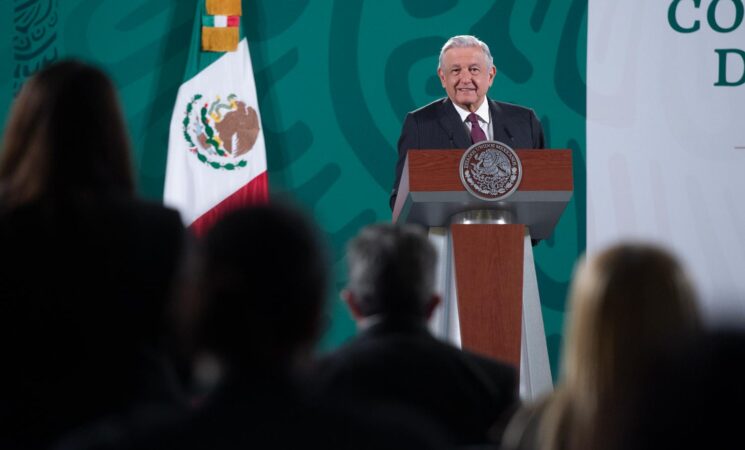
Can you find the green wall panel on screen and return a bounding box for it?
[1,0,586,378]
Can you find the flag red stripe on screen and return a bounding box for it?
[227,16,240,27]
[189,172,269,237]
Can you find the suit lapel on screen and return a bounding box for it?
[489,100,516,146]
[437,98,471,149]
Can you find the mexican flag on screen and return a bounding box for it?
[164,0,268,236]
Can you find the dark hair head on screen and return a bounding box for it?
[346,223,437,318]
[0,60,134,207]
[196,202,328,367]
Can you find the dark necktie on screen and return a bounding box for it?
[467,113,487,144]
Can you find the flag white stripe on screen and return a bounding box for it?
[214,15,227,27]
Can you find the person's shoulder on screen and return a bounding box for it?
[315,329,433,377]
[88,198,184,251]
[464,347,517,377]
[108,197,183,230]
[432,339,516,386]
[125,198,181,220]
[489,99,538,117]
[409,97,449,118]
[315,332,386,369]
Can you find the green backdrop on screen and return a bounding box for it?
[0,0,586,378]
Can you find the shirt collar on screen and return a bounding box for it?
[452,99,491,125]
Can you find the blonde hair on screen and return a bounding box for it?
[539,243,700,450]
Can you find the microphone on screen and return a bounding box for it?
[448,131,455,147]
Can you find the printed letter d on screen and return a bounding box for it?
[715,49,745,86]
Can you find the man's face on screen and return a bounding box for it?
[438,46,496,112]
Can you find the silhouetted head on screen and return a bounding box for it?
[196,202,328,369]
[343,223,439,323]
[0,60,134,208]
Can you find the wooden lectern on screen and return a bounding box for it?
[392,149,572,399]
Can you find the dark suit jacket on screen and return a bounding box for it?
[316,318,518,446]
[57,369,449,450]
[391,97,545,209]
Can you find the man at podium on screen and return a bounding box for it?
[390,35,545,209]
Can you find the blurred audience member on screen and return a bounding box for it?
[502,243,701,450]
[0,60,186,450]
[317,223,517,446]
[67,204,447,450]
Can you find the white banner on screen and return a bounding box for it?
[588,0,745,321]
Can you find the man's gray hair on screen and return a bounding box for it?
[346,223,437,317]
[438,35,495,70]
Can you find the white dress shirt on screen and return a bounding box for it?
[452,100,493,141]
